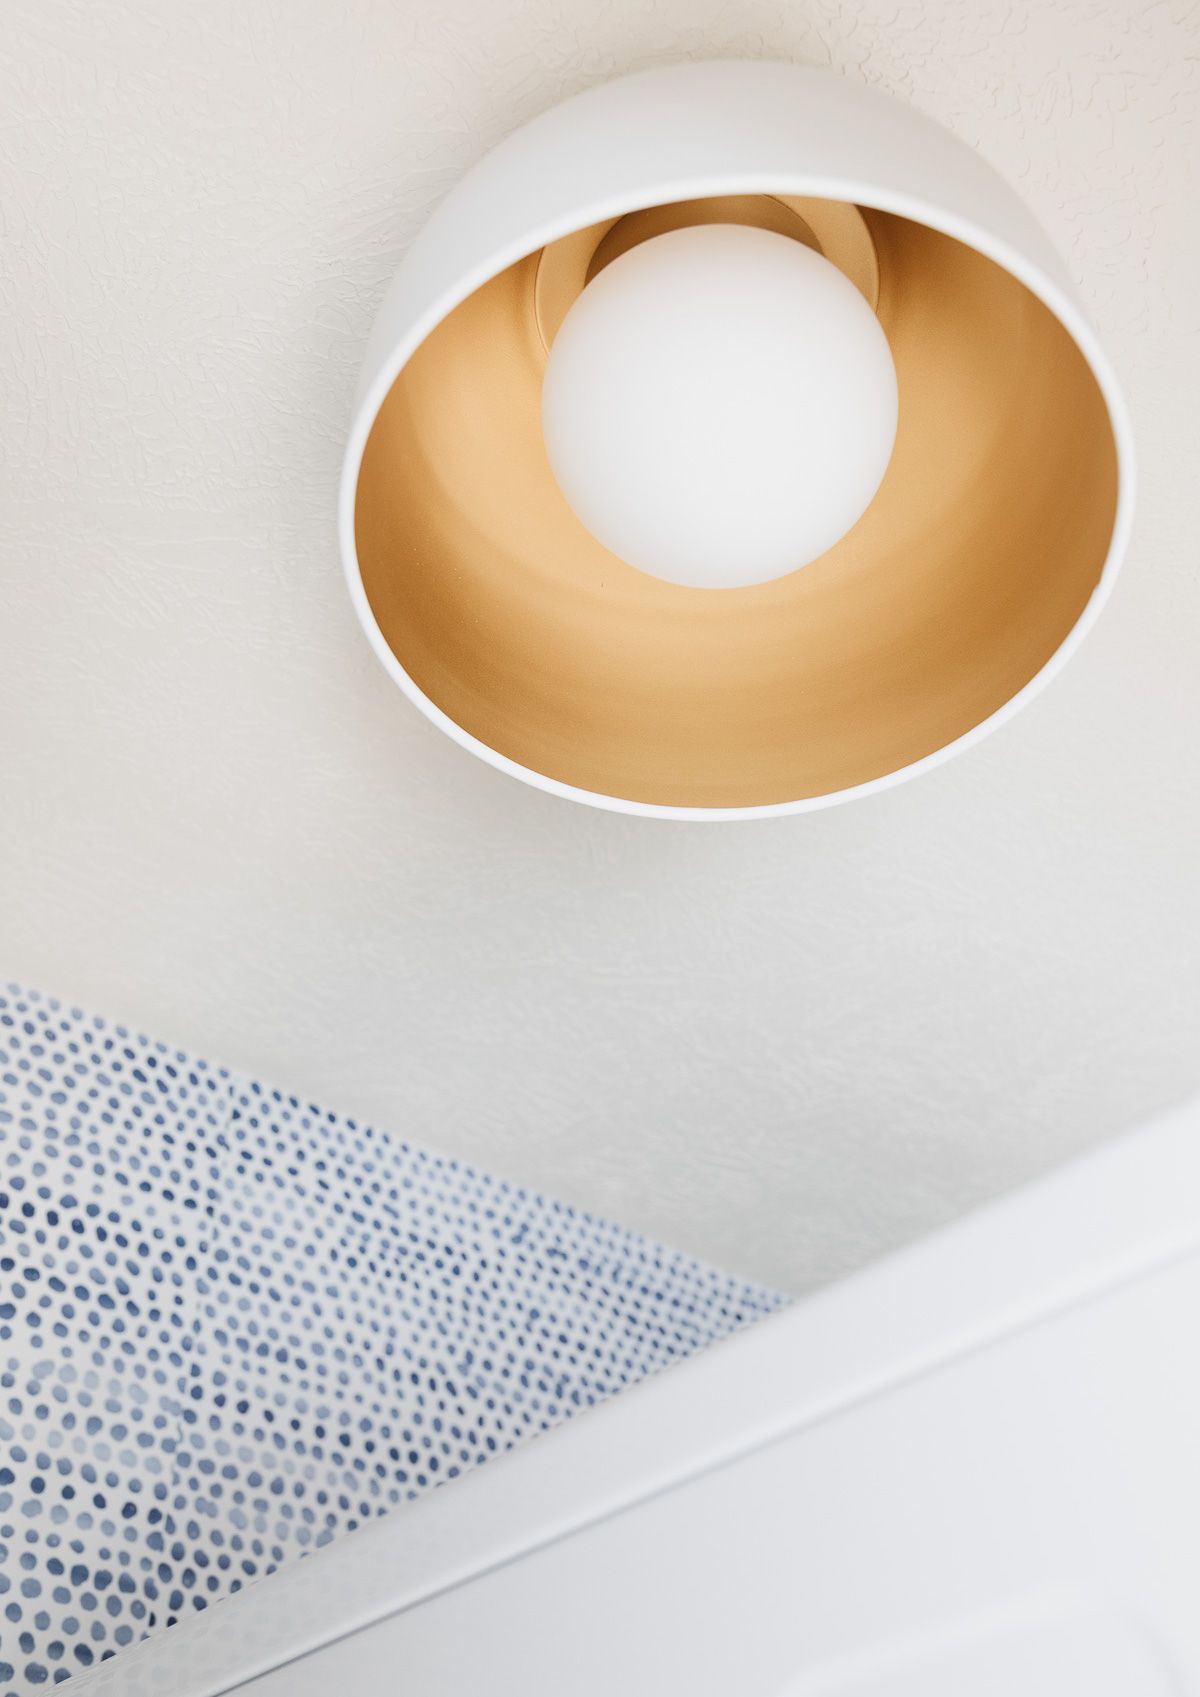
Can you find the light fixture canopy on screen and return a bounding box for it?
[341,60,1134,819]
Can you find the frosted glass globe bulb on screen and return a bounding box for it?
[541,223,899,589]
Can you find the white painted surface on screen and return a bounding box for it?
[260,1243,1200,1694]
[70,1095,1200,1697]
[1,1,1198,1292]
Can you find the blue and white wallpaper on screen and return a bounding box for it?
[0,983,780,1694]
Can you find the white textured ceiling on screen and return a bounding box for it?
[2,0,1198,1295]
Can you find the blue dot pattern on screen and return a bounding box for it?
[0,985,781,1693]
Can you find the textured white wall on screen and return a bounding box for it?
[1,0,1197,1295]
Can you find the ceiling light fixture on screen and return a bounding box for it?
[341,60,1134,818]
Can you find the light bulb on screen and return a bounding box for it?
[541,223,899,589]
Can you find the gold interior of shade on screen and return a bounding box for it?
[354,196,1120,808]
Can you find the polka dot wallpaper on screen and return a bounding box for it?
[0,984,781,1694]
